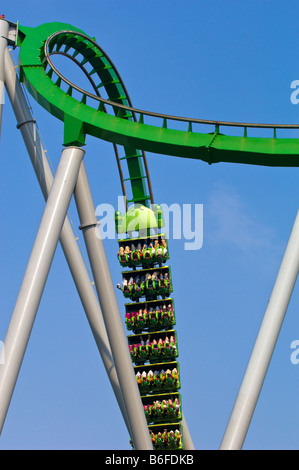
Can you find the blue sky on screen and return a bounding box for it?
[0,0,299,450]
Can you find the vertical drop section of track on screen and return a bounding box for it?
[90,34,185,449]
[83,36,185,449]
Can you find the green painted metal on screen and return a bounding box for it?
[18,22,152,207]
[17,22,299,169]
[115,204,164,235]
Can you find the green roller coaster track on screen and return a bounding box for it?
[18,22,299,183]
[14,21,299,450]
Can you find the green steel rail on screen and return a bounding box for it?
[18,22,155,208]
[18,21,299,184]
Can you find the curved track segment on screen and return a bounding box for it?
[18,22,299,168]
[18,22,154,207]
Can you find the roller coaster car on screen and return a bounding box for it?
[115,205,165,236]
[127,329,178,365]
[124,298,176,333]
[117,233,169,269]
[148,423,183,450]
[120,266,173,301]
[141,392,182,425]
[134,361,180,395]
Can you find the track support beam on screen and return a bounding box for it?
[74,161,153,450]
[0,146,85,434]
[220,210,299,450]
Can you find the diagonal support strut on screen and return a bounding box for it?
[0,146,85,434]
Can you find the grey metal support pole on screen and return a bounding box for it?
[3,47,131,437]
[74,162,153,450]
[0,18,9,136]
[181,414,195,450]
[0,146,84,434]
[220,210,299,450]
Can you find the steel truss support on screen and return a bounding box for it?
[74,162,153,450]
[220,210,299,450]
[0,146,85,433]
[3,46,132,438]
